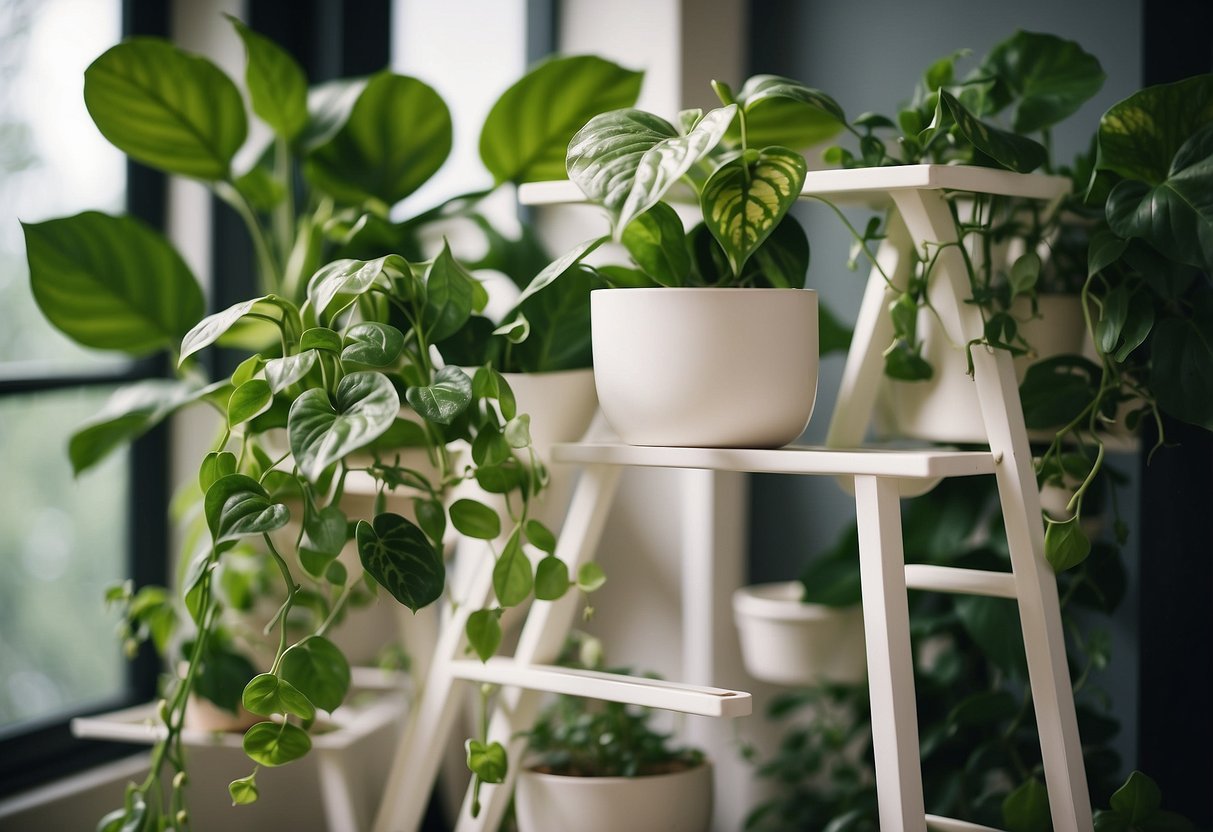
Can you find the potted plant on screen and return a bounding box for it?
[21,16,641,829]
[513,636,713,832]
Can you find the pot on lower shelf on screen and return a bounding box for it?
[591,288,819,448]
[514,759,713,832]
[733,582,866,686]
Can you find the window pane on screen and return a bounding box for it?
[0,0,126,374]
[0,389,129,730]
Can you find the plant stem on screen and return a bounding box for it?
[215,180,282,294]
[263,533,299,674]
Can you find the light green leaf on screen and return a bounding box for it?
[406,365,472,426]
[1046,516,1091,571]
[980,31,1105,133]
[504,415,531,449]
[307,255,404,320]
[305,72,451,206]
[23,212,203,355]
[204,474,290,545]
[449,499,501,540]
[69,379,204,475]
[465,608,503,662]
[228,773,259,805]
[300,327,342,353]
[481,55,643,184]
[1097,74,1213,185]
[493,531,532,607]
[264,350,317,393]
[534,557,570,601]
[414,498,446,547]
[701,147,807,276]
[228,379,273,428]
[279,635,350,713]
[200,451,237,493]
[576,562,606,593]
[356,513,445,612]
[242,721,312,767]
[227,16,308,139]
[1009,251,1041,296]
[179,295,286,363]
[341,322,404,368]
[733,75,846,149]
[300,78,367,151]
[288,371,400,480]
[465,739,507,783]
[621,202,690,286]
[84,38,245,179]
[242,673,316,720]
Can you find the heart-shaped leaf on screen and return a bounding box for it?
[406,365,472,426]
[242,673,316,720]
[356,513,445,612]
[289,371,400,480]
[465,608,503,662]
[300,78,368,151]
[424,243,477,342]
[228,379,273,428]
[227,16,307,139]
[242,721,312,767]
[305,72,451,206]
[23,213,204,355]
[622,202,690,286]
[342,322,404,367]
[979,31,1105,134]
[701,147,807,276]
[481,55,643,184]
[449,499,501,540]
[534,556,570,601]
[493,530,532,607]
[264,350,318,393]
[84,38,246,180]
[204,474,290,545]
[1097,74,1213,185]
[307,255,404,320]
[465,739,507,783]
[279,635,350,713]
[200,451,237,493]
[567,106,736,234]
[69,379,205,475]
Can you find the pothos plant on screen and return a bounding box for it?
[21,16,644,831]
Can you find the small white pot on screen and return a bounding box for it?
[515,760,713,832]
[591,288,819,448]
[733,582,866,686]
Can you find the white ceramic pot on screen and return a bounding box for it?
[591,288,819,448]
[515,760,713,832]
[732,582,866,686]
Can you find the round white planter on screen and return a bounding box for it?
[733,582,866,686]
[515,760,713,832]
[591,288,819,448]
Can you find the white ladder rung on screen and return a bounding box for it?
[448,658,752,718]
[926,814,1003,831]
[904,564,1018,599]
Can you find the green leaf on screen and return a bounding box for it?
[305,72,451,206]
[472,423,511,468]
[577,562,607,593]
[980,31,1105,133]
[279,635,350,713]
[493,531,532,607]
[1095,285,1130,355]
[533,557,570,601]
[949,691,1019,727]
[732,75,846,149]
[356,513,445,612]
[449,499,502,540]
[300,505,348,577]
[567,105,736,233]
[1010,251,1041,296]
[513,236,608,308]
[701,147,807,276]
[227,16,308,139]
[504,415,531,449]
[242,721,312,767]
[507,266,603,372]
[228,379,273,428]
[1003,778,1052,832]
[342,322,404,368]
[525,519,556,554]
[204,474,290,545]
[264,350,318,393]
[406,365,472,426]
[242,673,316,720]
[1088,228,1129,278]
[300,327,342,353]
[1097,74,1213,185]
[84,38,246,179]
[621,202,690,286]
[200,451,237,493]
[746,215,811,289]
[938,91,1047,173]
[307,255,403,320]
[1149,313,1213,429]
[424,243,477,341]
[481,54,643,184]
[234,164,285,212]
[300,78,367,150]
[228,773,259,806]
[179,295,285,363]
[884,342,933,381]
[1046,516,1091,571]
[954,595,1027,679]
[193,641,258,713]
[23,213,203,355]
[289,371,400,480]
[69,379,203,475]
[465,608,503,662]
[1019,356,1100,429]
[1110,771,1162,822]
[465,739,507,784]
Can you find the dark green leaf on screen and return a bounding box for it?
[1019,355,1100,429]
[227,16,307,139]
[981,31,1105,133]
[1088,229,1129,278]
[949,691,1019,727]
[84,38,246,179]
[465,608,503,662]
[732,75,846,149]
[288,371,400,480]
[534,556,570,601]
[299,505,348,577]
[493,531,532,607]
[1114,293,1154,362]
[1095,286,1130,355]
[938,91,1047,173]
[1097,74,1213,185]
[475,459,527,494]
[954,595,1027,678]
[356,513,444,612]
[242,721,312,767]
[514,236,607,307]
[279,635,350,713]
[1110,771,1162,822]
[450,499,502,540]
[1003,778,1052,832]
[69,379,203,475]
[622,202,690,286]
[342,322,404,367]
[242,673,316,720]
[1150,312,1213,429]
[884,342,933,381]
[414,498,446,547]
[193,641,258,713]
[525,519,557,554]
[507,266,603,372]
[204,474,290,545]
[406,365,472,426]
[24,213,203,354]
[746,214,811,289]
[423,243,477,341]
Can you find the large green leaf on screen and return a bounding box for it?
[242,721,312,767]
[24,212,203,355]
[567,105,736,233]
[937,91,1046,173]
[288,371,400,480]
[69,379,204,475]
[84,38,246,180]
[980,30,1105,133]
[508,266,603,372]
[621,202,690,286]
[701,147,807,276]
[406,365,472,425]
[1105,124,1213,273]
[480,55,643,184]
[305,72,451,206]
[228,16,308,140]
[513,236,607,307]
[204,474,291,545]
[355,513,445,612]
[732,75,846,149]
[1097,74,1213,185]
[279,635,350,712]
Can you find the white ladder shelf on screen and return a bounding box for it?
[372,165,1093,832]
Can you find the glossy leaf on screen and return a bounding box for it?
[471,367,517,420]
[450,499,501,540]
[732,75,846,149]
[406,365,472,426]
[1097,74,1213,185]
[701,147,807,276]
[481,55,643,184]
[356,513,445,612]
[493,531,532,607]
[342,322,404,367]
[465,608,503,662]
[938,91,1047,173]
[69,379,203,475]
[227,16,307,139]
[307,255,403,320]
[472,423,511,468]
[414,498,446,547]
[242,721,312,767]
[980,31,1105,133]
[242,673,316,720]
[84,38,246,179]
[1088,228,1129,278]
[300,78,367,151]
[534,557,570,601]
[264,350,318,393]
[200,451,237,493]
[299,505,348,577]
[621,202,690,286]
[204,474,290,545]
[513,236,607,307]
[423,243,477,342]
[24,212,203,355]
[567,105,736,233]
[228,379,273,428]
[179,295,284,363]
[289,371,400,480]
[279,635,350,713]
[305,72,451,206]
[508,266,603,372]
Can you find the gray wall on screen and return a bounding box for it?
[745,0,1143,775]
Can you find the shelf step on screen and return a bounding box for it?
[926,814,1004,831]
[448,659,751,718]
[904,565,1018,599]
